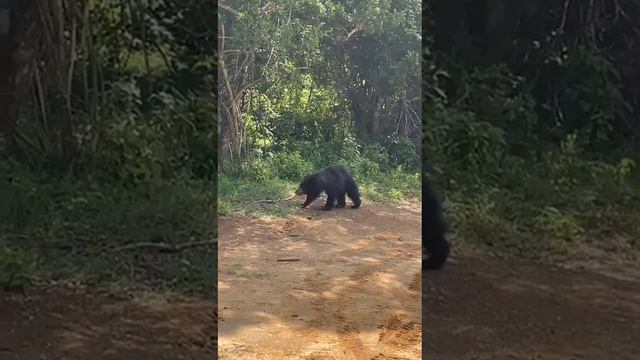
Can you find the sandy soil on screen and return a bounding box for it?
[218,201,423,360]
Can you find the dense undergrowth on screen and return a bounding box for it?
[439,139,640,260]
[1,91,217,296]
[422,58,640,261]
[424,0,640,260]
[218,144,421,217]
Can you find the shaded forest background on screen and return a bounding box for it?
[425,0,640,258]
[0,0,216,295]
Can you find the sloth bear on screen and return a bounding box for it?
[423,173,450,270]
[296,165,362,211]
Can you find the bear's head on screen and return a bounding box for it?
[296,174,318,195]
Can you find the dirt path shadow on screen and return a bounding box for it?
[0,287,215,359]
[425,251,640,359]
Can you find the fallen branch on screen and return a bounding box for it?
[255,194,298,204]
[111,240,217,253]
[277,258,300,262]
[282,193,297,201]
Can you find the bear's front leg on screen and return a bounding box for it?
[301,195,317,208]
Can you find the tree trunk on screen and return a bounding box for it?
[218,95,227,171]
[351,100,368,140]
[0,48,15,153]
[0,0,34,154]
[371,95,384,139]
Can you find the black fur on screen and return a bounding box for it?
[296,165,362,211]
[423,173,449,270]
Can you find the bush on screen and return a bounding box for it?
[425,88,640,259]
[0,245,37,289]
[0,158,216,294]
[384,137,419,170]
[424,106,507,180]
[533,49,629,152]
[532,207,584,245]
[265,151,313,181]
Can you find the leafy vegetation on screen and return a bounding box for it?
[0,1,216,295]
[218,0,422,213]
[426,0,640,259]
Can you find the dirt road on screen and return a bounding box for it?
[218,202,423,359]
[2,201,640,359]
[0,287,215,359]
[219,200,640,359]
[425,250,640,359]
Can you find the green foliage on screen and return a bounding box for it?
[3,1,218,296]
[219,165,419,218]
[424,107,506,180]
[218,173,296,217]
[342,156,381,178]
[464,65,538,154]
[423,45,640,260]
[383,137,419,169]
[72,89,216,184]
[0,245,37,289]
[218,141,421,217]
[93,116,166,184]
[358,168,420,202]
[0,158,216,295]
[257,81,352,156]
[534,48,629,151]
[532,207,584,245]
[446,189,528,255]
[217,0,423,225]
[264,151,313,181]
[220,0,422,176]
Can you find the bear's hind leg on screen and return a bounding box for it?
[322,192,336,211]
[347,186,361,209]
